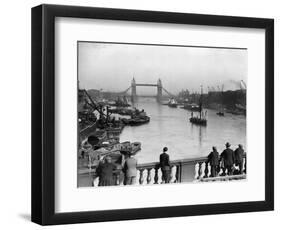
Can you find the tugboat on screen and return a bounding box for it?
[189,86,207,126]
[216,111,224,116]
[168,98,178,108]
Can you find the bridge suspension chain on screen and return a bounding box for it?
[162,87,175,98]
[121,86,132,94]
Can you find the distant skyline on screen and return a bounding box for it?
[78,42,247,95]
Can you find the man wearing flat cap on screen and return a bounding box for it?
[220,142,235,176]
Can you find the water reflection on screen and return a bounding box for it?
[120,98,246,163]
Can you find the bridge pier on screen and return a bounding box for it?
[157,79,162,102]
[131,78,137,103]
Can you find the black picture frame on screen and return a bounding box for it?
[31,4,274,225]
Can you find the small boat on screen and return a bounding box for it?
[121,116,150,126]
[168,98,178,108]
[108,107,133,116]
[119,141,141,155]
[129,116,150,126]
[189,116,207,126]
[216,111,224,116]
[182,103,200,111]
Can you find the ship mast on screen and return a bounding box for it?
[199,85,203,119]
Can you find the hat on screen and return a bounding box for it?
[225,142,231,147]
[163,147,168,152]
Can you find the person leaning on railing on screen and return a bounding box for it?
[234,144,245,174]
[96,156,116,186]
[220,142,235,176]
[207,146,219,177]
[123,153,138,185]
[159,147,171,183]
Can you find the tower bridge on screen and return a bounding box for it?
[121,78,174,102]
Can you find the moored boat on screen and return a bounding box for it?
[168,98,178,108]
[121,115,150,126]
[182,103,200,111]
[119,141,141,155]
[189,116,207,126]
[216,111,224,116]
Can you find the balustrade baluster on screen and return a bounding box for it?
[92,173,99,187]
[154,167,159,184]
[175,164,180,183]
[147,168,152,184]
[168,166,174,183]
[204,162,209,178]
[115,172,120,186]
[197,162,203,179]
[243,157,246,174]
[139,169,144,185]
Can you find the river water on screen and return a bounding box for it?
[119,98,246,164]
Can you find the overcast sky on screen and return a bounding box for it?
[78,42,247,95]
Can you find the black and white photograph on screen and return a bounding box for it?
[29,3,274,226]
[77,41,247,187]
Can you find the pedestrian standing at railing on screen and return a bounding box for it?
[207,146,219,177]
[234,144,244,174]
[123,153,137,185]
[96,156,116,186]
[220,142,235,176]
[160,147,171,183]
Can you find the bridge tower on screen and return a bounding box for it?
[157,78,162,102]
[131,77,137,102]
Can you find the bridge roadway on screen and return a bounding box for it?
[135,84,158,87]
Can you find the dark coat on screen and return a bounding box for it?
[207,151,219,166]
[96,162,116,186]
[221,148,235,167]
[160,152,170,170]
[234,147,244,164]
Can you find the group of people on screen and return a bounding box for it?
[95,147,172,186]
[94,143,245,187]
[207,142,245,177]
[95,153,138,186]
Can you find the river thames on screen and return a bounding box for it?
[120,98,246,164]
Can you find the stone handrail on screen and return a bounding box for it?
[90,154,246,186]
[134,154,246,185]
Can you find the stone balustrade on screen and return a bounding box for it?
[87,154,246,187]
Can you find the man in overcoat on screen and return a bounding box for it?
[159,147,171,183]
[207,146,219,177]
[220,142,235,176]
[234,144,244,174]
[123,153,138,185]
